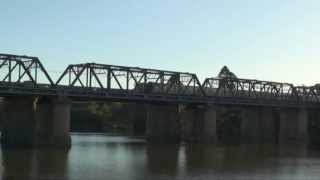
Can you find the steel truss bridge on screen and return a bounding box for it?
[0,53,319,108]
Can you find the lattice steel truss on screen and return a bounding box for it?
[55,63,205,96]
[294,85,320,102]
[0,54,54,86]
[203,77,320,102]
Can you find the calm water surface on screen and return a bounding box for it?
[1,134,320,180]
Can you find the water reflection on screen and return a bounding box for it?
[1,148,69,180]
[0,134,320,180]
[146,144,180,176]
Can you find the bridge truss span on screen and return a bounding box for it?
[202,77,320,103]
[0,54,54,86]
[55,63,205,97]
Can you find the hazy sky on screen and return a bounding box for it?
[0,0,319,85]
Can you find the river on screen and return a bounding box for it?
[1,133,320,180]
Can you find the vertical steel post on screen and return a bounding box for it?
[126,70,129,91]
[89,66,92,88]
[107,67,111,90]
[35,62,38,85]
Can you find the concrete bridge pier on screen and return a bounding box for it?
[180,105,202,142]
[180,105,217,143]
[202,107,217,143]
[50,98,71,148]
[308,110,320,146]
[1,96,71,148]
[1,97,37,148]
[36,97,71,148]
[279,108,309,144]
[146,104,180,143]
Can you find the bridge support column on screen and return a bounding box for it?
[202,107,218,143]
[36,97,71,148]
[279,109,308,144]
[180,106,202,142]
[180,105,217,143]
[146,104,180,143]
[1,97,37,148]
[309,110,320,147]
[1,96,71,148]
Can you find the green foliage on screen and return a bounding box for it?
[71,102,131,133]
[88,102,112,120]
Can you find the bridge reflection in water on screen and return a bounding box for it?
[1,134,320,180]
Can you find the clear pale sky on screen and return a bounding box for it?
[0,0,319,85]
